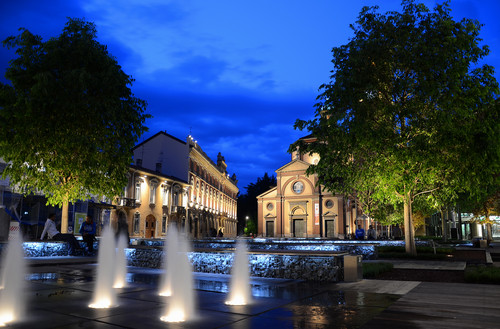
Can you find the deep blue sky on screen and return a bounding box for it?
[1,1,499,193]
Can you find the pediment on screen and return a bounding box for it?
[257,186,277,199]
[276,159,310,173]
[323,211,337,217]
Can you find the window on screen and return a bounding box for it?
[162,187,169,206]
[162,214,167,233]
[173,185,180,206]
[155,162,162,172]
[149,184,157,204]
[133,212,140,233]
[135,182,141,202]
[173,192,179,207]
[292,181,304,194]
[267,203,274,211]
[136,159,142,166]
[325,200,334,209]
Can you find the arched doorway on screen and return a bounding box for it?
[145,214,156,238]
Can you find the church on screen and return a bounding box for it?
[257,135,361,239]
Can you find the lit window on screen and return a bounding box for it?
[135,182,141,202]
[150,184,157,204]
[173,192,179,206]
[162,187,169,206]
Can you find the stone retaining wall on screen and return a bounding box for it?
[130,238,385,259]
[126,247,343,281]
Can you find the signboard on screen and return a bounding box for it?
[74,212,87,235]
[315,203,319,225]
[8,221,20,240]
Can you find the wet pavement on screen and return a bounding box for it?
[5,260,398,328]
[2,257,500,328]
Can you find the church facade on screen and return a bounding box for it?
[257,135,359,238]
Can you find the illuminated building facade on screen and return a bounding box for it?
[257,135,353,238]
[119,131,238,239]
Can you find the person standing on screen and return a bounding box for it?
[393,223,402,240]
[367,225,376,240]
[41,213,82,255]
[79,215,96,253]
[355,225,365,240]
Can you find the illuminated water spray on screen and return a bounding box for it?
[225,239,252,306]
[160,225,196,323]
[0,232,26,326]
[89,227,117,308]
[158,225,178,297]
[113,233,128,288]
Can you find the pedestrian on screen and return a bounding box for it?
[393,223,402,240]
[355,225,365,240]
[79,215,96,253]
[41,213,82,255]
[367,225,376,240]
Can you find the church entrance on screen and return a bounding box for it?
[325,220,335,238]
[266,221,274,237]
[293,219,306,237]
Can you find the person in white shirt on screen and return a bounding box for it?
[41,213,81,255]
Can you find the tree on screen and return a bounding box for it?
[0,18,150,232]
[237,173,277,235]
[292,1,499,255]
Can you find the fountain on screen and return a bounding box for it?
[113,233,128,288]
[160,225,196,323]
[225,239,252,305]
[89,227,117,308]
[158,225,178,296]
[0,232,26,326]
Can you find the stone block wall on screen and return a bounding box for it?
[125,247,342,281]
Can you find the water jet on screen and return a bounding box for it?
[113,233,128,288]
[0,232,26,326]
[225,239,252,305]
[160,225,196,323]
[89,227,117,308]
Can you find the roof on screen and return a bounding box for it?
[133,131,186,150]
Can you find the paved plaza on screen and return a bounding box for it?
[0,257,499,328]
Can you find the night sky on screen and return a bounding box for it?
[1,0,499,192]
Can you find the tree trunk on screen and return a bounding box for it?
[440,208,447,242]
[486,221,493,244]
[404,194,417,255]
[61,199,69,233]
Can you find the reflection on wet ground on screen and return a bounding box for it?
[16,264,400,328]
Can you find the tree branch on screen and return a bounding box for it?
[412,187,440,201]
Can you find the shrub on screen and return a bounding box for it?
[377,246,453,259]
[363,262,394,278]
[465,266,500,284]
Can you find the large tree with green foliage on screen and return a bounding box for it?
[0,18,150,232]
[292,1,499,254]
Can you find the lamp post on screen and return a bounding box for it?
[245,216,249,236]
